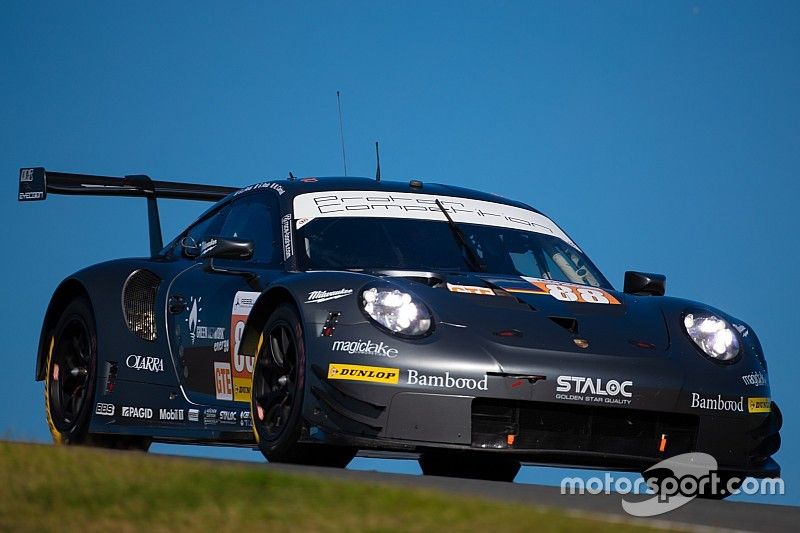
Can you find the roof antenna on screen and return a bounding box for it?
[288,172,296,181]
[336,91,348,176]
[375,141,381,182]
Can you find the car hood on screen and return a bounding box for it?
[387,271,671,359]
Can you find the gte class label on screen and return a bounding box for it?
[327,363,399,384]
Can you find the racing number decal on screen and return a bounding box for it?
[521,277,621,305]
[230,291,261,402]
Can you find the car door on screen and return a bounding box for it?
[166,193,283,408]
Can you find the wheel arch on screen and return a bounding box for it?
[239,286,300,358]
[36,278,93,381]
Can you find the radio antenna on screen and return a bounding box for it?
[336,91,348,176]
[375,141,381,182]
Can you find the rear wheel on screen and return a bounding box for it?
[251,303,355,467]
[45,297,150,451]
[419,451,521,482]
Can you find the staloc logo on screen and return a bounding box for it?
[332,339,398,358]
[690,393,744,412]
[556,376,633,398]
[126,354,164,373]
[407,370,488,391]
[121,406,153,419]
[159,408,184,421]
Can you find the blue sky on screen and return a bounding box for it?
[1,1,798,505]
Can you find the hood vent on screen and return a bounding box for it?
[549,316,578,334]
[122,269,161,341]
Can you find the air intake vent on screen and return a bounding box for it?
[122,269,161,341]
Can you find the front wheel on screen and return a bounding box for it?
[251,303,355,467]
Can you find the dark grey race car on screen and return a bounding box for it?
[19,167,781,492]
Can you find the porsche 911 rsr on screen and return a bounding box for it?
[19,167,781,493]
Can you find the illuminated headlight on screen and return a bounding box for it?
[683,312,740,362]
[361,287,433,337]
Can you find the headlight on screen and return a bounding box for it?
[361,287,433,337]
[683,312,740,362]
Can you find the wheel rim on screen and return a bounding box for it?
[49,317,91,431]
[253,322,298,441]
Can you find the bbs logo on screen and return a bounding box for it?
[95,403,115,416]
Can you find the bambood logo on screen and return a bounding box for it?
[125,354,164,373]
[407,370,488,391]
[327,363,399,384]
[690,393,744,412]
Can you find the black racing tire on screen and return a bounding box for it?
[45,297,150,451]
[251,303,355,468]
[419,451,521,482]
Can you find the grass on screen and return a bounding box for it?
[0,441,662,532]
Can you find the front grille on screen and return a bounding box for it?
[122,269,160,341]
[472,399,698,458]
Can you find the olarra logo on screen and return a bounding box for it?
[332,339,398,358]
[305,288,353,303]
[125,354,164,373]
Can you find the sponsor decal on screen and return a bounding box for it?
[733,324,750,337]
[231,291,260,403]
[219,410,237,424]
[20,168,35,182]
[446,283,495,296]
[188,409,199,422]
[741,371,767,387]
[748,397,771,413]
[121,406,153,419]
[407,369,488,391]
[239,411,252,427]
[556,375,633,406]
[159,408,184,421]
[292,191,578,247]
[195,326,226,341]
[281,214,293,260]
[234,181,285,196]
[200,238,218,255]
[125,354,164,373]
[306,288,353,303]
[332,339,398,358]
[327,363,399,384]
[204,408,218,424]
[690,393,744,412]
[214,362,233,401]
[186,296,202,344]
[513,277,620,305]
[95,403,115,416]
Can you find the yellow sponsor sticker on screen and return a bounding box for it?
[233,376,252,403]
[327,363,399,384]
[748,397,771,413]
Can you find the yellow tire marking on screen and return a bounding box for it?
[44,335,63,445]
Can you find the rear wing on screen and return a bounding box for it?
[18,167,238,256]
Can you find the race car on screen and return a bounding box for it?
[19,167,781,492]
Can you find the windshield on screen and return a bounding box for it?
[296,217,611,289]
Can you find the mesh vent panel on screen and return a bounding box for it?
[122,269,160,341]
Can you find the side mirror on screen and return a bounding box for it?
[623,271,666,296]
[199,236,253,260]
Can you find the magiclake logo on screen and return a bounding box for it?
[327,363,399,384]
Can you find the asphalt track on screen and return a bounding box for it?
[185,454,798,533]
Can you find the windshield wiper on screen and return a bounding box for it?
[435,199,486,272]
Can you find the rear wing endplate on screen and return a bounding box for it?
[18,167,238,256]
